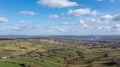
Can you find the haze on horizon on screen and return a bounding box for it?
[0,0,120,35]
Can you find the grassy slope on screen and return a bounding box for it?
[0,39,119,67]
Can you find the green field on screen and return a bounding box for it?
[0,39,120,67]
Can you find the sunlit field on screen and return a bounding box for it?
[0,38,120,67]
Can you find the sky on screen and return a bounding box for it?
[0,0,120,35]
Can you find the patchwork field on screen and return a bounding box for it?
[0,39,120,67]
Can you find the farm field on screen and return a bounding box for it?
[0,39,120,67]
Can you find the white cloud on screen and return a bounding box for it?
[96,24,120,32]
[18,20,25,23]
[83,24,89,29]
[97,26,111,31]
[101,15,113,22]
[68,8,98,16]
[115,24,120,28]
[48,26,65,32]
[113,14,120,22]
[37,0,78,8]
[90,18,101,23]
[86,15,113,23]
[20,11,36,15]
[112,24,120,31]
[13,27,21,30]
[68,8,90,16]
[78,19,86,24]
[70,26,81,33]
[13,25,39,31]
[91,10,98,16]
[0,17,9,23]
[78,20,90,29]
[60,21,75,25]
[49,14,59,19]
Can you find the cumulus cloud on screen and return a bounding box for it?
[68,8,98,16]
[60,21,75,25]
[89,18,100,23]
[101,15,113,22]
[96,24,120,32]
[20,11,36,16]
[77,20,90,29]
[37,0,78,8]
[47,26,65,32]
[112,24,120,31]
[82,24,89,29]
[78,19,86,24]
[86,14,113,23]
[97,26,111,31]
[49,14,59,19]
[0,17,9,23]
[13,25,39,31]
[113,14,120,22]
[91,10,98,16]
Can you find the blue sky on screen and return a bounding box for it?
[0,0,120,35]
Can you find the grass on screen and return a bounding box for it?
[0,61,21,67]
[0,50,12,57]
[0,39,119,67]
